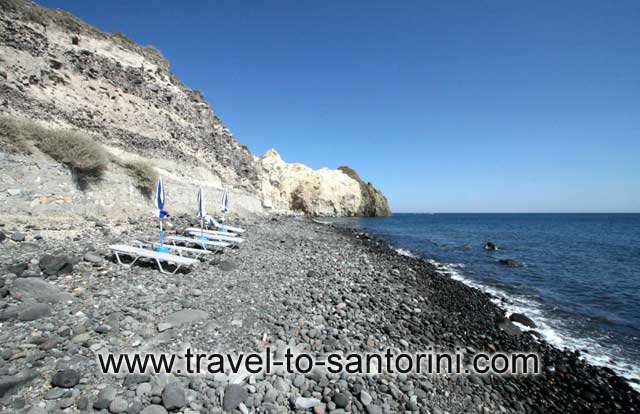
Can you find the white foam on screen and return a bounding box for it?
[395,248,418,258]
[433,259,640,391]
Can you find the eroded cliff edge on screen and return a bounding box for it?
[0,0,390,218]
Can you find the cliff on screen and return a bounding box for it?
[0,0,390,218]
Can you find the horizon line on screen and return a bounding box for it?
[389,211,640,214]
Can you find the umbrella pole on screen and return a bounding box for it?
[159,220,164,245]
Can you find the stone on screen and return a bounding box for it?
[98,386,117,402]
[484,241,497,251]
[366,404,383,414]
[109,397,129,413]
[84,253,103,263]
[360,390,373,405]
[94,398,111,410]
[77,396,89,410]
[140,405,168,414]
[293,374,305,387]
[136,382,152,397]
[0,230,5,242]
[6,262,28,276]
[295,396,321,409]
[160,309,208,327]
[59,398,74,409]
[11,232,25,242]
[44,387,66,400]
[223,384,248,412]
[497,318,522,336]
[129,400,143,414]
[51,369,80,388]
[498,259,522,267]
[161,382,187,410]
[509,313,537,328]
[39,254,74,276]
[11,277,74,303]
[123,373,151,387]
[18,303,51,321]
[157,323,172,332]
[333,392,349,408]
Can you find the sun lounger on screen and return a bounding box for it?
[132,240,213,259]
[205,215,246,234]
[186,227,237,237]
[110,244,199,274]
[165,235,230,250]
[186,229,244,244]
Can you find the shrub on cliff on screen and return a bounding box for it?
[1,114,108,188]
[121,160,157,198]
[0,114,32,153]
[35,129,108,189]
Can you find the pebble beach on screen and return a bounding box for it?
[1,216,639,413]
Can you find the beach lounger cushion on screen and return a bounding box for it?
[186,229,244,243]
[165,235,230,249]
[110,244,198,274]
[132,240,213,259]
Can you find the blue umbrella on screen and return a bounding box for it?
[221,190,229,214]
[196,188,207,242]
[220,190,229,232]
[154,177,169,250]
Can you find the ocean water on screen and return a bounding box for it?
[329,213,640,388]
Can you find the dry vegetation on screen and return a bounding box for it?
[37,129,108,189]
[120,160,157,198]
[0,114,108,189]
[0,114,33,153]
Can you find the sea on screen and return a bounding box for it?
[328,213,640,389]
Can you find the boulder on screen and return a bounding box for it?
[39,254,74,276]
[0,370,38,398]
[11,232,25,242]
[17,303,51,321]
[484,241,497,251]
[11,277,73,303]
[509,313,537,328]
[497,318,522,336]
[498,259,522,267]
[83,252,103,263]
[6,262,28,276]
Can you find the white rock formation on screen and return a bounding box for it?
[257,149,364,216]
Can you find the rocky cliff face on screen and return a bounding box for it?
[0,0,390,217]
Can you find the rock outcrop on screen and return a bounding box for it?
[0,0,389,217]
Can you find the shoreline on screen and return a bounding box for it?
[318,220,640,410]
[0,215,638,412]
[328,216,640,393]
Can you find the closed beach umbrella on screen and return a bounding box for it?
[196,188,206,219]
[154,177,169,245]
[196,188,207,240]
[220,190,229,232]
[221,190,229,214]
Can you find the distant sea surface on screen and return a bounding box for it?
[329,213,640,388]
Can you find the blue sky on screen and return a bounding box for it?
[38,0,640,212]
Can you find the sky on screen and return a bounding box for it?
[37,0,640,213]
